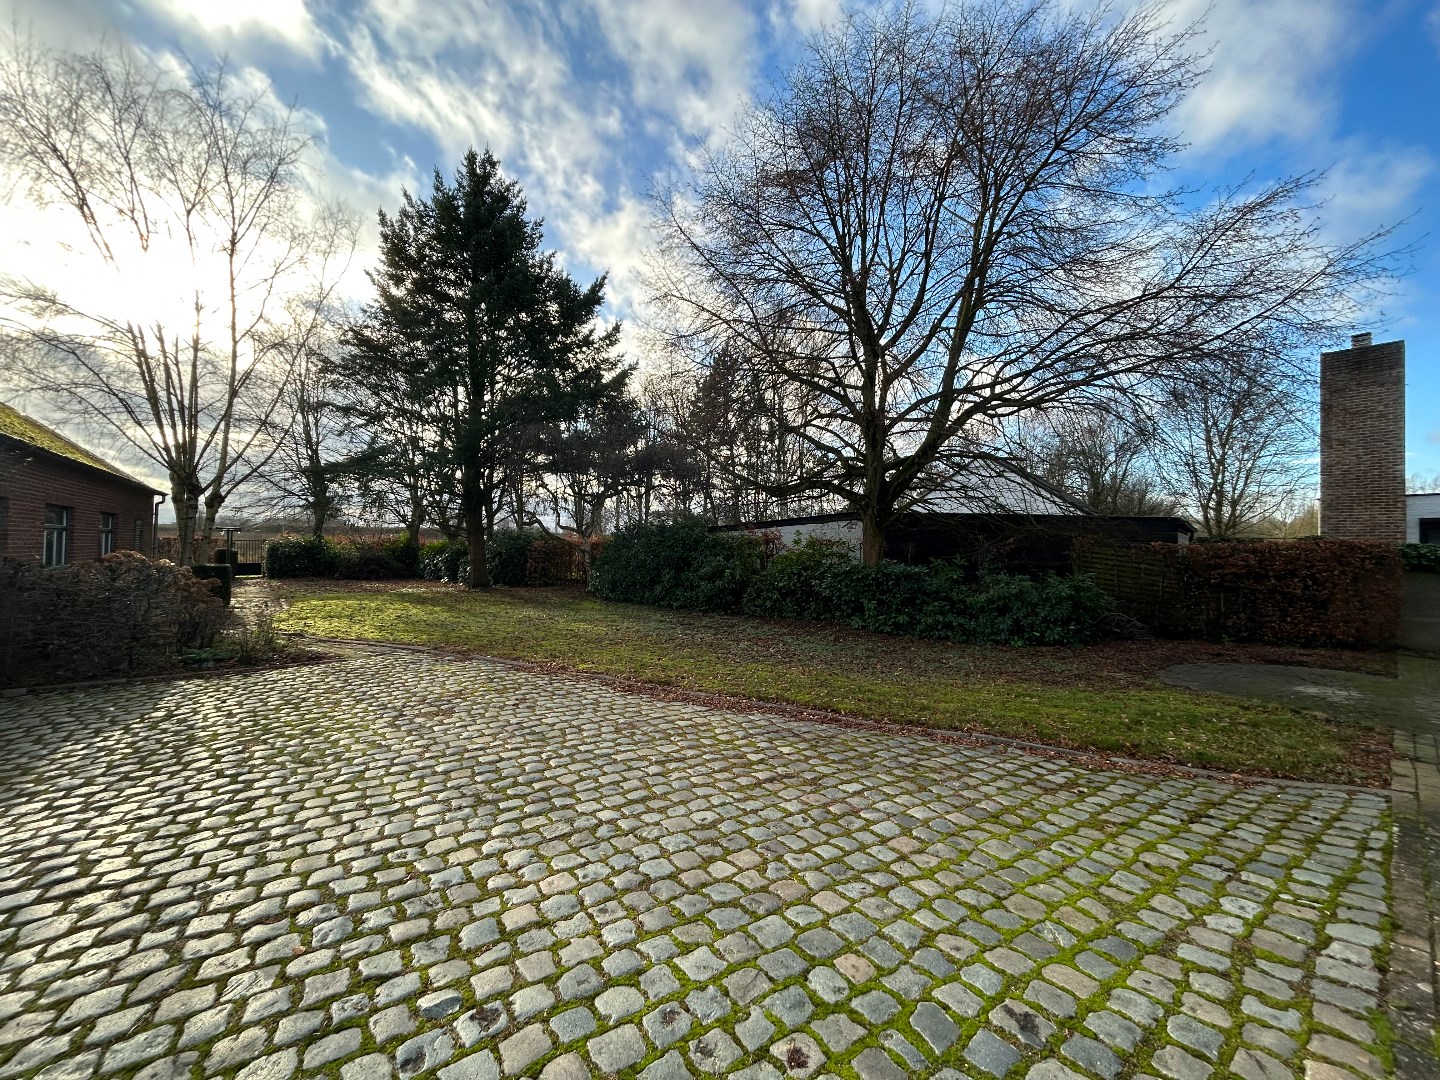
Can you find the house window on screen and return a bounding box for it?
[134,519,145,551]
[1421,518,1440,546]
[99,512,117,555]
[0,496,8,555]
[43,505,70,566]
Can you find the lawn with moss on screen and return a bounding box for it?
[273,582,1389,784]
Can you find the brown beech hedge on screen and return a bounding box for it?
[1076,539,1401,647]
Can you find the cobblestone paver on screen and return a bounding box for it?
[0,656,1397,1078]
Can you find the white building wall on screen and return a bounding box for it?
[1407,493,1440,544]
[757,519,863,554]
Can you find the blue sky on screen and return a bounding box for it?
[6,0,1439,479]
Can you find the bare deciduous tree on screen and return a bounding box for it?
[650,1,1392,563]
[1013,403,1177,516]
[1154,368,1312,538]
[0,34,355,563]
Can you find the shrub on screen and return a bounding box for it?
[741,538,859,622]
[594,523,1110,644]
[526,535,587,586]
[1076,538,1401,646]
[961,572,1113,646]
[0,552,226,686]
[419,539,468,583]
[742,538,1110,644]
[1401,543,1440,573]
[489,528,541,586]
[265,534,420,580]
[263,536,338,578]
[591,519,764,612]
[330,536,412,580]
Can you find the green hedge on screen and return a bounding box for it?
[419,539,468,583]
[1401,543,1440,573]
[265,535,418,579]
[590,523,1112,645]
[590,519,764,613]
[417,529,548,585]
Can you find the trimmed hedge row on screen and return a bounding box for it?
[264,535,419,579]
[590,520,1113,646]
[1075,538,1401,647]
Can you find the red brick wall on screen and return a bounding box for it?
[1320,338,1406,543]
[0,442,157,563]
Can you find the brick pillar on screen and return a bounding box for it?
[1319,334,1406,542]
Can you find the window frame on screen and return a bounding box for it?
[99,511,117,556]
[42,505,70,566]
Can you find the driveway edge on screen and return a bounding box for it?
[301,634,1384,794]
[1388,732,1440,1076]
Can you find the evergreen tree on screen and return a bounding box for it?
[343,149,619,586]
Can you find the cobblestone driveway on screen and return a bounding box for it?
[0,656,1395,1080]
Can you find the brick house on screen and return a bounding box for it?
[0,403,162,565]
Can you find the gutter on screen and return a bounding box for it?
[152,493,166,558]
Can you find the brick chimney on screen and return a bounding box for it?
[1319,334,1405,542]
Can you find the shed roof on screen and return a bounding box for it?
[0,403,160,491]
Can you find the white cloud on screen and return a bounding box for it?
[338,0,765,341]
[586,0,756,134]
[1159,0,1361,150]
[1316,140,1432,242]
[781,0,846,34]
[132,0,327,60]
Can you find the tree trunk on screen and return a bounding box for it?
[199,488,221,556]
[859,509,885,567]
[463,485,492,589]
[407,488,424,546]
[309,490,328,540]
[465,528,491,588]
[172,482,201,566]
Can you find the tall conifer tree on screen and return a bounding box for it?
[344,149,619,586]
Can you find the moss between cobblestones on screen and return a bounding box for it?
[0,660,1397,1080]
[275,588,1388,784]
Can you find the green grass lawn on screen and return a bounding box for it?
[273,583,1389,784]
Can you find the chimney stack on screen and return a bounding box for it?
[1319,334,1405,542]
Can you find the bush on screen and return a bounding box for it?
[526,535,587,586]
[593,523,1111,644]
[741,538,1110,644]
[263,536,339,578]
[741,538,859,622]
[591,519,764,612]
[1076,538,1401,647]
[265,534,420,580]
[420,539,468,583]
[0,552,226,686]
[1401,543,1440,573]
[961,572,1113,646]
[489,528,541,586]
[331,536,413,580]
